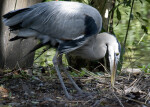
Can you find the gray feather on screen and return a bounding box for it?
[17,28,39,37]
[3,1,102,52]
[16,1,101,40]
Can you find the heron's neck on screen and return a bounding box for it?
[93,43,107,60]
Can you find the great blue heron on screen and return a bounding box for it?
[3,1,120,99]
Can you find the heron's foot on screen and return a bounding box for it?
[66,94,73,100]
[74,91,94,99]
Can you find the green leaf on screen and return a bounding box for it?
[126,0,131,6]
[117,0,121,3]
[142,18,149,23]
[116,8,121,20]
[139,0,143,4]
[136,12,141,18]
[141,25,148,34]
[145,0,150,4]
[136,12,149,22]
[123,0,127,5]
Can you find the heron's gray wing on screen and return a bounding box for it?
[20,2,99,40]
[3,1,100,53]
[3,1,101,40]
[58,15,98,54]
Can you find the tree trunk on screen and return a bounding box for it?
[0,0,43,69]
[68,0,113,71]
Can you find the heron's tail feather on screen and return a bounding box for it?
[9,36,27,41]
[3,8,29,19]
[22,42,50,60]
[3,8,30,31]
[29,42,49,54]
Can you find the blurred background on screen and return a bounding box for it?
[34,0,150,73]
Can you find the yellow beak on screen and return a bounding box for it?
[111,60,116,87]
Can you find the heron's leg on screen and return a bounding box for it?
[53,51,72,100]
[58,55,83,94]
[64,69,83,94]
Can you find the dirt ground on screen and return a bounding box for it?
[0,68,150,107]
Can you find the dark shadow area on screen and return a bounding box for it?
[0,0,4,68]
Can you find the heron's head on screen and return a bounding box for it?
[104,33,121,87]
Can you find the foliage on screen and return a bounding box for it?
[113,0,150,68]
[70,69,86,77]
[139,64,150,73]
[34,46,55,67]
[71,0,91,4]
[35,0,150,73]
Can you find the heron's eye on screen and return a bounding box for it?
[116,53,119,56]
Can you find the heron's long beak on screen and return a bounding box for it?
[111,53,118,87]
[108,50,118,87]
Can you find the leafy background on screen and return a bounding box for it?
[35,0,150,73]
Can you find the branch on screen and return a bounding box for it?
[118,0,135,70]
[123,0,135,48]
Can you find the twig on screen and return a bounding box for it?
[131,72,144,87]
[128,78,137,87]
[120,55,144,75]
[123,0,135,49]
[92,64,102,72]
[98,62,110,74]
[34,47,50,61]
[0,70,16,78]
[138,33,146,45]
[58,100,86,103]
[45,58,52,77]
[121,96,149,106]
[108,0,116,33]
[112,91,125,107]
[68,66,83,73]
[145,91,150,104]
[119,0,135,70]
[16,61,22,71]
[83,95,98,105]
